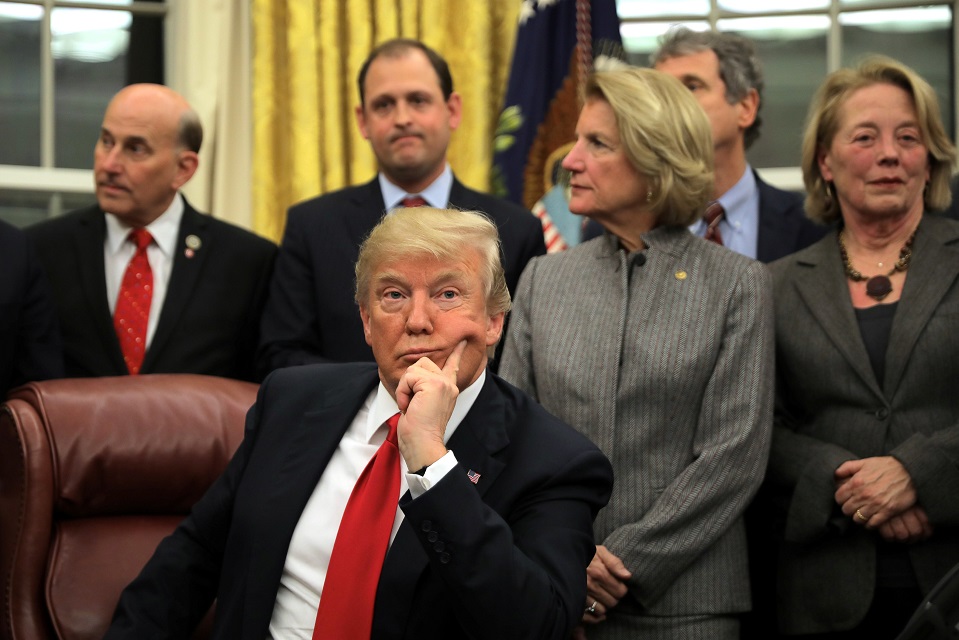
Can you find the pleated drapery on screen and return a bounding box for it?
[251,1,520,242]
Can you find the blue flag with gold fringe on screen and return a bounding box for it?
[492,0,623,251]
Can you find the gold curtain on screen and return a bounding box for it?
[251,0,520,242]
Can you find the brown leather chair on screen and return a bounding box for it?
[0,374,257,640]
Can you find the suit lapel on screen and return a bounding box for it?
[448,176,480,210]
[373,373,509,636]
[791,233,883,396]
[241,368,380,635]
[75,208,128,372]
[346,179,390,243]
[143,201,209,372]
[756,175,796,262]
[885,217,959,395]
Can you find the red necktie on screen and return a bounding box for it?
[313,412,402,639]
[113,228,153,375]
[703,201,725,246]
[401,195,428,208]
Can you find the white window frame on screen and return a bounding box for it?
[0,0,169,203]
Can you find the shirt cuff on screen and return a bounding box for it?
[406,450,458,498]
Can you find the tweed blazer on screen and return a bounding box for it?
[501,226,774,619]
[767,215,959,635]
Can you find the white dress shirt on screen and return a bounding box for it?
[268,370,486,639]
[104,194,184,348]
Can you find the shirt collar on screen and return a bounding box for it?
[104,193,185,259]
[379,164,453,211]
[364,368,487,445]
[715,165,757,229]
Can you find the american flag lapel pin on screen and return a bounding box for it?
[466,469,481,485]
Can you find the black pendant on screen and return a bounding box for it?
[865,275,892,301]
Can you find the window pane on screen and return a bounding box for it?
[0,190,92,228]
[840,7,953,138]
[620,21,710,65]
[720,16,830,168]
[617,0,709,19]
[0,4,43,167]
[53,7,164,169]
[718,0,829,12]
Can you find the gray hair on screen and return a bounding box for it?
[653,27,765,149]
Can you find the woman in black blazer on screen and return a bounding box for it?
[766,55,959,638]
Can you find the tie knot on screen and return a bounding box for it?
[401,195,428,208]
[703,201,725,226]
[129,228,153,251]
[385,412,401,445]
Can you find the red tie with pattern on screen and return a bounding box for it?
[401,195,428,208]
[113,228,153,375]
[703,201,725,245]
[312,412,402,639]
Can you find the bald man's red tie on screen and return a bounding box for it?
[113,228,153,375]
[312,412,401,639]
[401,195,428,208]
[703,201,725,246]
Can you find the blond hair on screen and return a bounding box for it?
[355,207,510,317]
[586,67,714,226]
[802,55,957,224]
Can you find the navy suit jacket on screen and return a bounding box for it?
[583,172,828,262]
[256,177,546,376]
[26,200,277,381]
[753,172,829,263]
[0,219,64,396]
[106,363,613,640]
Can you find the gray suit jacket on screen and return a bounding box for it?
[768,215,959,634]
[501,226,774,620]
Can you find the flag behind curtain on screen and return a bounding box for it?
[492,0,622,251]
[251,1,519,242]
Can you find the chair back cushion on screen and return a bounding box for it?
[0,374,257,640]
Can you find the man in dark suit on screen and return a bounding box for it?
[257,38,546,377]
[105,207,612,639]
[655,27,827,260]
[0,219,64,396]
[27,84,276,382]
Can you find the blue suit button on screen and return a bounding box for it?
[439,552,451,564]
[427,531,438,543]
[421,520,432,532]
[433,541,445,552]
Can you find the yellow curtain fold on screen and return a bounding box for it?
[252,0,520,242]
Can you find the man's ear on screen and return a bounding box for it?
[355,104,371,140]
[360,304,374,347]
[446,92,462,132]
[737,88,760,131]
[485,311,505,348]
[172,150,199,190]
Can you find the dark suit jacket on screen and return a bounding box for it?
[766,216,959,634]
[583,171,828,262]
[0,219,64,396]
[106,363,613,640]
[256,177,546,376]
[753,172,829,263]
[26,199,277,381]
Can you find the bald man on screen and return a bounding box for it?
[27,84,276,381]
